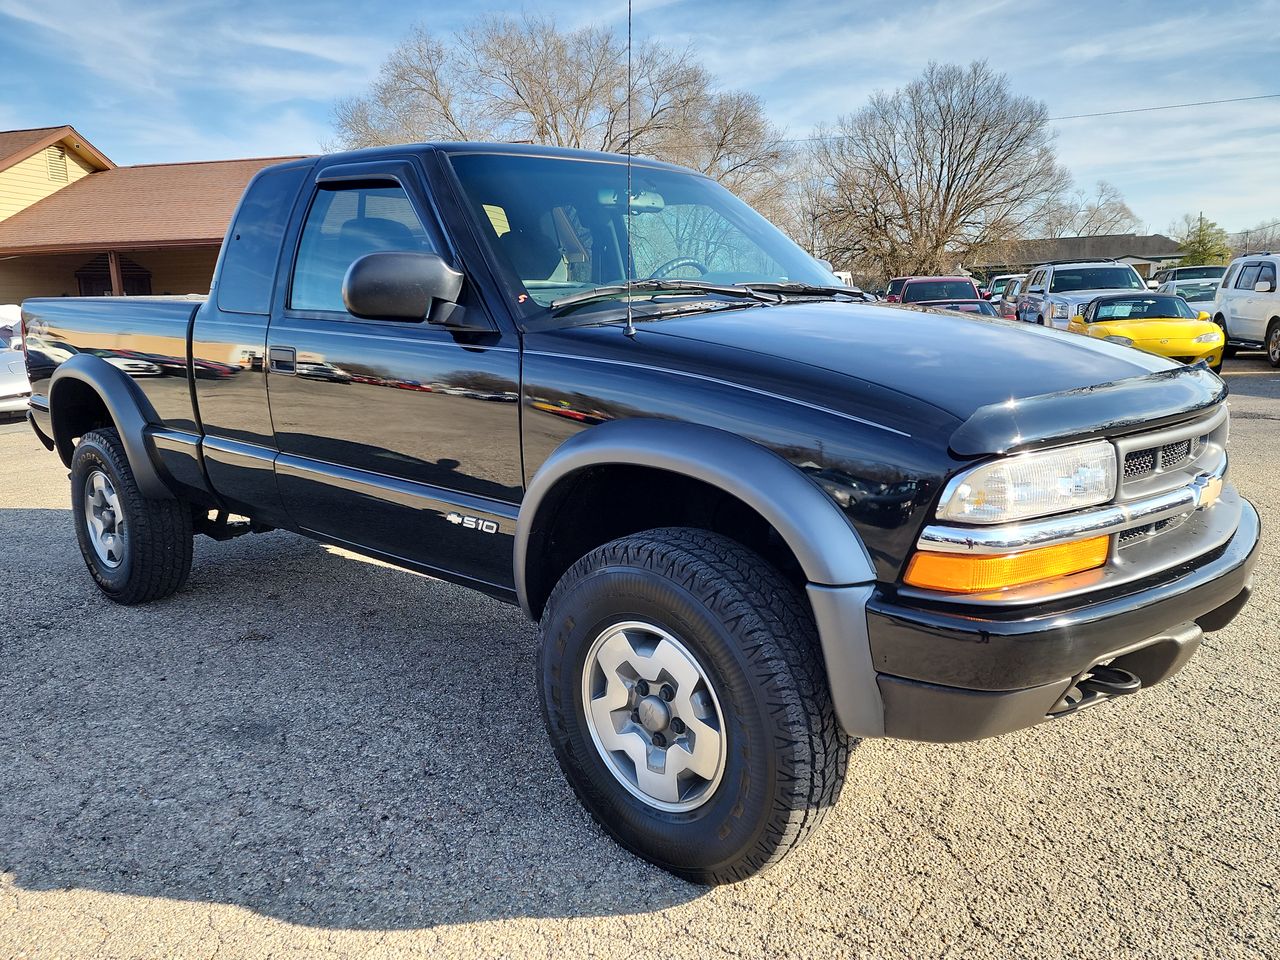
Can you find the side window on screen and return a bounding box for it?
[217,166,308,314]
[1258,263,1276,291]
[1236,263,1262,290]
[1220,263,1239,289]
[290,183,435,313]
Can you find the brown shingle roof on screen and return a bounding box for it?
[0,155,310,256]
[0,124,114,174]
[973,234,1182,269]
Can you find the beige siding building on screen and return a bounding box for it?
[0,125,304,305]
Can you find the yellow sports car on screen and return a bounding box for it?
[1067,293,1224,372]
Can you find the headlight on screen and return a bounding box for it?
[1103,335,1134,346]
[1051,302,1069,319]
[938,440,1117,524]
[1193,331,1221,343]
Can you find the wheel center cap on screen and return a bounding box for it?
[637,695,671,733]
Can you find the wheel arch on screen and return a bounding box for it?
[49,354,174,499]
[516,420,875,617]
[517,420,885,738]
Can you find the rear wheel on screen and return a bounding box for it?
[70,428,193,604]
[537,527,849,884]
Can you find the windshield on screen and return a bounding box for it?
[1175,265,1227,281]
[448,153,835,313]
[1174,280,1219,302]
[901,279,977,302]
[1092,296,1195,321]
[989,277,1014,295]
[1049,266,1143,293]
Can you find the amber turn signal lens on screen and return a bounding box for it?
[904,536,1110,594]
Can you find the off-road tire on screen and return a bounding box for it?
[537,527,850,884]
[70,428,192,604]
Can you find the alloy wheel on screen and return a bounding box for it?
[581,620,727,812]
[84,469,126,568]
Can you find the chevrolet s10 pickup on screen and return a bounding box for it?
[20,143,1259,883]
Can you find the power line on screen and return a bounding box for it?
[755,92,1280,147]
[1047,93,1280,121]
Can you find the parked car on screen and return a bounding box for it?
[81,348,162,377]
[995,277,1023,319]
[0,340,31,416]
[912,299,1000,317]
[1015,260,1147,329]
[1,304,22,352]
[979,272,1025,302]
[1152,264,1227,286]
[1157,279,1220,315]
[1066,294,1224,372]
[899,276,981,303]
[1212,253,1280,366]
[884,276,913,302]
[20,142,1259,885]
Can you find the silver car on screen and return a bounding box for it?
[0,344,31,416]
[1015,260,1148,329]
[1156,279,1219,317]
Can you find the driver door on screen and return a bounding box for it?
[266,159,522,594]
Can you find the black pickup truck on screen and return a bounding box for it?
[21,143,1259,884]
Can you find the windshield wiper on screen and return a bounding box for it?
[742,282,864,300]
[549,279,782,313]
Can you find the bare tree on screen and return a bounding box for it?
[804,61,1070,279]
[1230,218,1280,256]
[1036,180,1142,239]
[333,15,789,208]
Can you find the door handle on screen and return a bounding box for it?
[269,346,296,374]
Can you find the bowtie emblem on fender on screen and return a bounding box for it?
[446,512,499,534]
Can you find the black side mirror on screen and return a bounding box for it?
[343,251,469,325]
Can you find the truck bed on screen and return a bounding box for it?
[23,296,207,432]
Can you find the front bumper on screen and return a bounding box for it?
[0,392,30,415]
[866,496,1259,742]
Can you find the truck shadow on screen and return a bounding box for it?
[0,508,699,929]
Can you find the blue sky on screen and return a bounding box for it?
[1,0,1277,233]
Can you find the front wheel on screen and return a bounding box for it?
[70,428,193,604]
[1215,316,1237,358]
[537,527,849,884]
[1268,321,1280,368]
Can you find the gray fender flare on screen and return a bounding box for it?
[49,354,174,500]
[516,418,884,737]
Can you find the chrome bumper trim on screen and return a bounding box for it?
[917,457,1229,555]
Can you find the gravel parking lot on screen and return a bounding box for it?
[1,355,1277,960]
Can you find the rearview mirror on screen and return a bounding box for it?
[1254,280,1275,293]
[1146,279,1160,290]
[1198,311,1211,321]
[343,252,466,324]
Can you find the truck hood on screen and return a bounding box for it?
[638,299,1173,423]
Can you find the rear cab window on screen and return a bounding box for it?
[216,165,309,315]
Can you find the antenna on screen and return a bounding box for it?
[622,0,636,338]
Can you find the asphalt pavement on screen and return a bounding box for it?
[1,355,1277,959]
